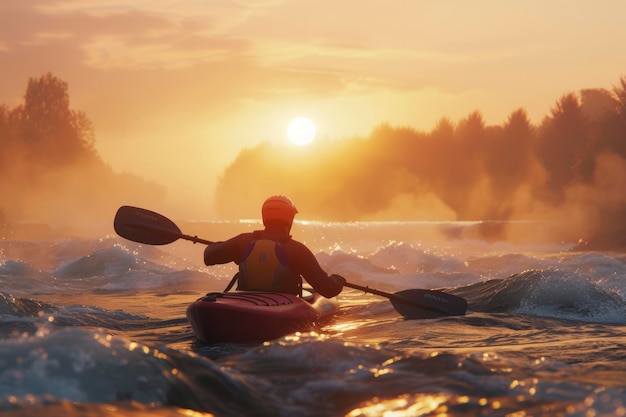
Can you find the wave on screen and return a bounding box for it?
[0,327,272,416]
[0,291,56,317]
[3,237,626,325]
[1,243,217,294]
[0,260,60,295]
[455,269,626,323]
[2,233,626,417]
[0,326,602,417]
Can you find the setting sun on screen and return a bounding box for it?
[287,117,316,146]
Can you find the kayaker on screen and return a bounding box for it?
[203,195,345,298]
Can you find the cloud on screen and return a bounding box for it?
[0,1,249,70]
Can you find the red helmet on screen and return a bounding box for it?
[262,195,298,226]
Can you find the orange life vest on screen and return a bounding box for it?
[237,239,300,294]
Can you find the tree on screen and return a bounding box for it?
[446,111,488,218]
[0,105,9,172]
[614,76,626,121]
[595,77,626,158]
[14,73,97,166]
[534,93,589,200]
[486,109,534,191]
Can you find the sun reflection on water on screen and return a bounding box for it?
[346,393,450,417]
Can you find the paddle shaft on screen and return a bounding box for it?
[344,281,396,299]
[344,281,451,314]
[174,232,213,246]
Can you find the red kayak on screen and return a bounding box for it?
[186,290,339,344]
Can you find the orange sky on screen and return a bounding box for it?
[1,0,626,219]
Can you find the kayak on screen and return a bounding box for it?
[186,290,339,344]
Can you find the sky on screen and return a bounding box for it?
[1,0,626,219]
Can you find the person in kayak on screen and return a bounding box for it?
[203,195,345,298]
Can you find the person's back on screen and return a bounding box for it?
[203,195,344,298]
[237,237,297,294]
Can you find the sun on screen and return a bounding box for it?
[287,117,316,146]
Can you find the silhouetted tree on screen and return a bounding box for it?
[486,109,534,192]
[614,76,626,119]
[534,93,588,201]
[344,125,425,215]
[580,89,616,122]
[419,118,455,179]
[442,111,488,218]
[13,73,97,167]
[0,105,9,173]
[594,77,626,158]
[0,105,7,135]
[576,89,619,178]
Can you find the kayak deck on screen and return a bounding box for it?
[186,290,339,344]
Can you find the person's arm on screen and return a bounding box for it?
[204,234,248,265]
[290,241,344,298]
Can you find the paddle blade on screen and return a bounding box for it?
[390,289,468,319]
[114,206,182,245]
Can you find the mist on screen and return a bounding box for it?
[0,74,167,238]
[2,73,626,249]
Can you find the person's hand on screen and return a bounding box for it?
[330,274,346,286]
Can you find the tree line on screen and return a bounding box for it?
[2,72,625,247]
[216,77,626,249]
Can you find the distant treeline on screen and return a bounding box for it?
[0,73,163,237]
[216,77,626,249]
[2,73,626,247]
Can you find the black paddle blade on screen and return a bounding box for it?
[390,289,468,319]
[114,206,182,245]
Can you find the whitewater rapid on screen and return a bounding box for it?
[1,220,625,416]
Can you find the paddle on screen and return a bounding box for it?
[114,205,468,318]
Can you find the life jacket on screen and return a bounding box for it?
[236,239,300,294]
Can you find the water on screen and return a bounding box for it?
[1,221,626,416]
